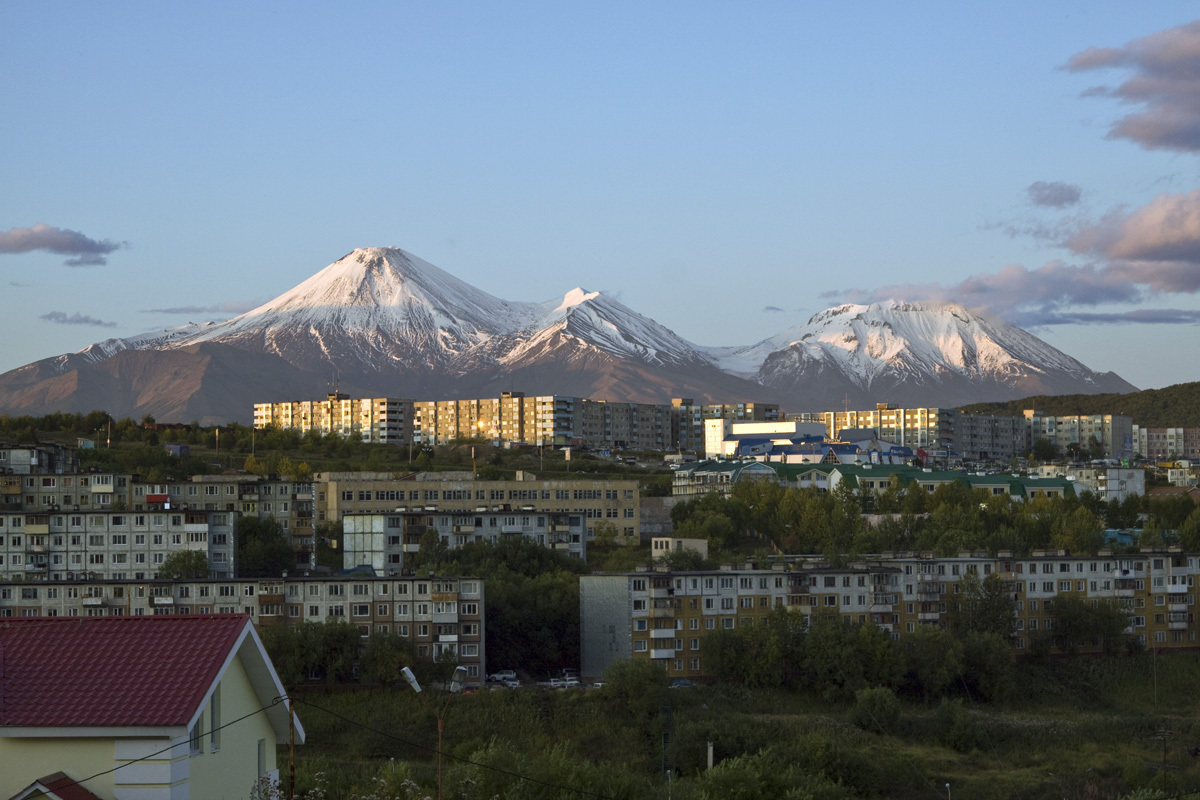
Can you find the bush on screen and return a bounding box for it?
[852,686,901,734]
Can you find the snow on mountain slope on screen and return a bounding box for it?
[496,288,713,367]
[742,301,1136,402]
[167,248,542,369]
[1,249,1137,424]
[715,302,1093,380]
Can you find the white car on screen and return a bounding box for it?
[488,670,517,683]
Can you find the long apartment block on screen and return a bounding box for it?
[318,471,640,543]
[343,505,591,573]
[254,391,780,453]
[0,508,237,581]
[0,573,486,681]
[582,549,1200,681]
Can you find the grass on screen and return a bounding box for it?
[282,655,1200,799]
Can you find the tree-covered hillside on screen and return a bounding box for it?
[959,381,1200,427]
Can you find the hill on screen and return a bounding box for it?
[959,381,1200,427]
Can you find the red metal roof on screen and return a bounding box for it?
[10,772,106,800]
[0,615,250,728]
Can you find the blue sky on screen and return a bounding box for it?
[3,2,1200,392]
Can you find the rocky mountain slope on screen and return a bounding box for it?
[0,248,1136,424]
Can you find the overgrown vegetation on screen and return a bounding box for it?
[281,649,1200,800]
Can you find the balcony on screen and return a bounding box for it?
[152,596,175,606]
[649,606,676,619]
[1169,602,1188,613]
[649,587,674,599]
[453,525,475,533]
[82,597,105,606]
[649,628,676,639]
[649,648,675,660]
[917,612,941,621]
[1168,584,1189,594]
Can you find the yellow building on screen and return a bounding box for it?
[0,614,301,800]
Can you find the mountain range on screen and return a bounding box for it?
[0,247,1137,425]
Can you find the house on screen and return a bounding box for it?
[0,614,303,800]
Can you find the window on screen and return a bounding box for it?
[633,640,647,652]
[210,686,221,752]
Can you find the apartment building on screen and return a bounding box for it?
[0,574,486,682]
[256,391,782,453]
[1033,465,1146,501]
[1133,426,1200,461]
[581,561,903,680]
[317,471,640,542]
[343,505,589,572]
[166,474,316,564]
[1,471,129,512]
[793,405,957,454]
[582,548,1200,680]
[0,442,79,475]
[1023,410,1133,459]
[0,509,237,581]
[254,394,412,444]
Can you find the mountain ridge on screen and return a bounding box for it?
[0,247,1137,424]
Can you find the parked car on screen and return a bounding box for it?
[488,670,517,683]
[670,678,697,689]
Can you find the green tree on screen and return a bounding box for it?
[1052,595,1130,655]
[409,528,448,572]
[1051,506,1104,554]
[1032,437,1059,462]
[946,571,1015,639]
[159,550,210,579]
[237,516,295,578]
[903,625,962,703]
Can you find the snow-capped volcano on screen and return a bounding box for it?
[720,300,1135,409]
[0,249,1135,424]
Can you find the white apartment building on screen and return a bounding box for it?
[0,509,237,581]
[343,506,589,573]
[0,574,486,682]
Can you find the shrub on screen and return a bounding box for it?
[852,686,901,734]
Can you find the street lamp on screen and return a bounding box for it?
[401,665,468,800]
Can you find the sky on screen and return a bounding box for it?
[3,2,1200,391]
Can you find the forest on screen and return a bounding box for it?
[960,380,1200,428]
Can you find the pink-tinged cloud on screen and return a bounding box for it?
[0,223,124,266]
[1066,20,1200,152]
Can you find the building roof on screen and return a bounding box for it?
[1146,486,1200,503]
[0,614,300,741]
[9,772,105,800]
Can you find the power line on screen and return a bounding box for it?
[28,697,289,795]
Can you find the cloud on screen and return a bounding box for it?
[40,311,117,327]
[1067,190,1200,275]
[763,305,784,313]
[1027,181,1082,208]
[831,185,1200,326]
[141,301,258,315]
[1066,20,1200,152]
[0,223,125,266]
[1021,308,1200,325]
